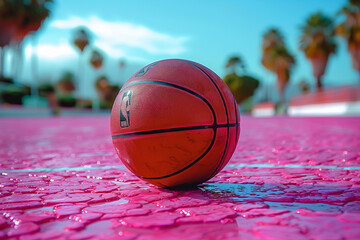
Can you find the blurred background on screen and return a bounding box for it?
[0,0,359,116]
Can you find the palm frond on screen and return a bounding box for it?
[299,12,337,58]
[261,28,295,74]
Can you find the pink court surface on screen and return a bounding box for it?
[0,116,360,240]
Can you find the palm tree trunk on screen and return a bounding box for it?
[11,42,23,81]
[310,55,328,91]
[77,54,83,98]
[316,75,322,90]
[11,43,16,79]
[279,90,285,106]
[31,35,39,105]
[265,72,271,102]
[276,70,288,106]
[277,82,286,106]
[348,46,360,84]
[16,43,23,81]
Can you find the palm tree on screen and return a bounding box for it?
[89,49,104,110]
[336,0,360,82]
[73,28,90,53]
[72,27,91,97]
[0,0,19,79]
[225,55,246,74]
[299,12,337,90]
[0,0,52,79]
[21,0,52,100]
[261,28,295,106]
[0,0,52,103]
[95,75,110,103]
[56,72,75,94]
[95,75,120,109]
[223,74,259,105]
[89,49,104,70]
[223,56,260,112]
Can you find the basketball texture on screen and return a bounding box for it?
[110,59,240,188]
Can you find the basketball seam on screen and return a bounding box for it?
[234,98,240,146]
[112,123,239,139]
[140,128,216,180]
[120,80,217,124]
[116,62,235,181]
[181,60,230,179]
[116,80,218,180]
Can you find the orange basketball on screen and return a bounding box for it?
[110,59,240,188]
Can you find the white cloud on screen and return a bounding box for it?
[94,40,124,58]
[25,40,77,60]
[51,16,188,57]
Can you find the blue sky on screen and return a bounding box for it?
[13,0,357,98]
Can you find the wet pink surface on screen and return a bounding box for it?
[0,116,360,239]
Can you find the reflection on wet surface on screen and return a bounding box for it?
[0,116,359,239]
[79,152,112,157]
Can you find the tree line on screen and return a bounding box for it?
[224,0,360,111]
[1,0,359,111]
[0,1,124,109]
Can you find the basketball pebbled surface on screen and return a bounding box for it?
[110,59,240,188]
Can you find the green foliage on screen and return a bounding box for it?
[336,0,360,72]
[262,28,285,51]
[102,85,121,109]
[299,12,337,58]
[300,12,337,89]
[57,72,75,93]
[336,1,360,46]
[77,99,92,109]
[350,0,360,7]
[59,72,75,83]
[223,73,260,104]
[0,76,13,84]
[1,85,28,104]
[262,28,295,75]
[90,49,104,69]
[38,82,55,97]
[0,0,53,44]
[95,75,109,89]
[94,75,121,109]
[57,94,77,107]
[261,28,295,100]
[225,56,246,74]
[73,27,91,53]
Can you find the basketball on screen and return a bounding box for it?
[110,59,240,188]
